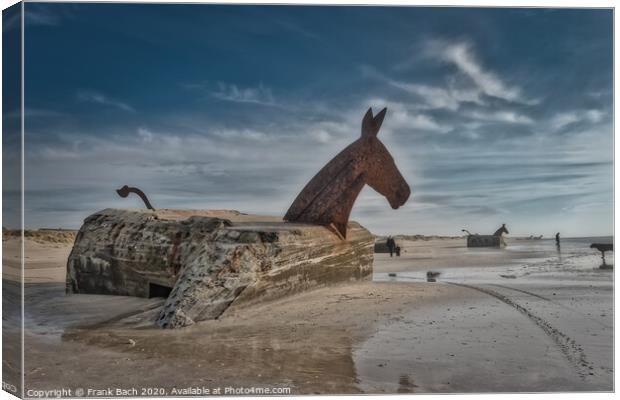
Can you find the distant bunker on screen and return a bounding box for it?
[466,235,501,247]
[66,209,374,328]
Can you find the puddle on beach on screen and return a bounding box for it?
[375,243,612,286]
[21,283,164,341]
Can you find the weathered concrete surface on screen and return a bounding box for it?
[67,209,373,328]
[466,235,501,247]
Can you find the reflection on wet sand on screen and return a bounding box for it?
[397,374,418,393]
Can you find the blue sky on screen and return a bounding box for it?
[5,4,613,236]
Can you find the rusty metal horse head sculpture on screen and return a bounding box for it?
[284,107,411,239]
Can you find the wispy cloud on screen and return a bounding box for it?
[390,81,480,111]
[184,81,280,107]
[467,110,534,125]
[362,39,548,141]
[549,109,605,131]
[212,82,275,105]
[77,90,135,112]
[361,65,482,111]
[137,127,154,143]
[210,127,271,141]
[427,40,539,105]
[367,98,451,133]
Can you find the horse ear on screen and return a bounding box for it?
[361,108,375,137]
[361,107,387,137]
[373,108,387,132]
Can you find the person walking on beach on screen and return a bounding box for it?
[555,232,562,261]
[386,236,396,257]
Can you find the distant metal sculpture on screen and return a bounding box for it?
[463,224,508,247]
[284,107,410,239]
[116,185,156,210]
[590,243,613,268]
[493,223,509,237]
[493,223,509,246]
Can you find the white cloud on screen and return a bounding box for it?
[310,129,332,143]
[211,127,270,141]
[468,110,534,125]
[393,110,449,132]
[368,98,451,133]
[211,82,275,106]
[549,109,606,131]
[585,109,604,123]
[387,81,462,111]
[39,147,80,160]
[362,65,482,111]
[77,90,135,112]
[446,76,486,105]
[137,127,154,143]
[549,113,579,130]
[428,40,539,105]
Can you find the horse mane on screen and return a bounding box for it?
[493,225,508,236]
[284,144,357,221]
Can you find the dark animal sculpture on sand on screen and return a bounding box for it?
[116,185,156,211]
[493,224,509,237]
[284,107,411,239]
[493,224,509,246]
[590,243,613,267]
[462,225,508,248]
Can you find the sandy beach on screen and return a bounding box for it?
[6,3,614,396]
[2,232,613,394]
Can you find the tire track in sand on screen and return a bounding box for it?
[489,284,551,301]
[446,282,591,380]
[489,283,612,329]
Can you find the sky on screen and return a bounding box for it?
[3,4,613,237]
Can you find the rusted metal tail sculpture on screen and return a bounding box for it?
[116,185,156,211]
[284,107,411,239]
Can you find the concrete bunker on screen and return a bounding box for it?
[67,209,374,328]
[148,282,173,299]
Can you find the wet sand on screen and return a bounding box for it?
[3,235,613,394]
[358,238,613,392]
